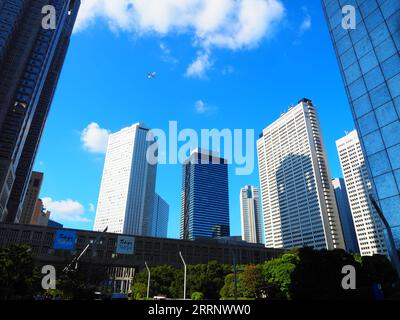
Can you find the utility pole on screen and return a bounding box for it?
[370,196,400,279]
[145,261,151,300]
[179,251,187,300]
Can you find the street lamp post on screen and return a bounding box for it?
[145,261,151,300]
[179,251,187,300]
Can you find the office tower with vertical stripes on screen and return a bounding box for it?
[257,98,345,250]
[0,0,81,223]
[240,185,263,244]
[322,0,400,249]
[180,149,230,240]
[94,123,157,236]
[336,130,387,256]
[151,193,169,238]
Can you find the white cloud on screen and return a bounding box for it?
[194,99,217,114]
[160,42,179,64]
[81,122,110,154]
[299,7,312,34]
[89,203,96,212]
[185,52,212,78]
[75,0,285,76]
[42,197,91,222]
[195,100,207,113]
[299,15,311,34]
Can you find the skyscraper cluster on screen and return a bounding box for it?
[0,1,398,261]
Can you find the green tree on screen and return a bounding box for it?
[132,265,179,299]
[131,282,148,300]
[239,265,265,299]
[57,263,108,300]
[262,251,299,299]
[191,292,204,300]
[220,273,236,300]
[187,261,230,299]
[0,244,41,300]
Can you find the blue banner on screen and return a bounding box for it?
[116,235,135,255]
[53,230,77,250]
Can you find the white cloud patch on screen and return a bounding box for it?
[81,122,110,154]
[160,42,179,64]
[299,13,312,34]
[186,52,212,78]
[42,197,91,222]
[89,203,96,212]
[194,99,217,114]
[75,0,285,76]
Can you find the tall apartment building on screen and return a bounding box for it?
[0,0,81,222]
[180,149,230,240]
[257,98,345,250]
[240,185,263,244]
[322,0,400,248]
[19,171,43,224]
[336,130,387,256]
[332,178,359,253]
[151,193,169,238]
[93,123,157,236]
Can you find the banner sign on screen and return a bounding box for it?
[53,230,77,251]
[116,235,135,255]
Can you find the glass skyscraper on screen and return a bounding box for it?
[151,193,169,238]
[0,0,81,223]
[180,149,230,240]
[322,0,400,247]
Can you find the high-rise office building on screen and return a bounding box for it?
[151,193,169,238]
[332,178,359,253]
[257,98,345,250]
[93,123,157,236]
[336,130,387,256]
[0,0,81,222]
[180,149,230,240]
[19,171,43,224]
[322,1,400,248]
[31,198,50,226]
[240,185,263,244]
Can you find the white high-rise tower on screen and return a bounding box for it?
[336,130,387,256]
[257,98,345,250]
[240,185,263,244]
[93,123,157,236]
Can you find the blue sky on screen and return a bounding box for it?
[34,0,355,239]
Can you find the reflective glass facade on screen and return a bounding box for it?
[322,0,400,246]
[180,150,230,240]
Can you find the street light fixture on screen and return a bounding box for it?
[179,251,187,300]
[145,261,151,300]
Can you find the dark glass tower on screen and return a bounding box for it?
[332,178,360,254]
[180,149,230,240]
[321,0,400,247]
[0,0,80,222]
